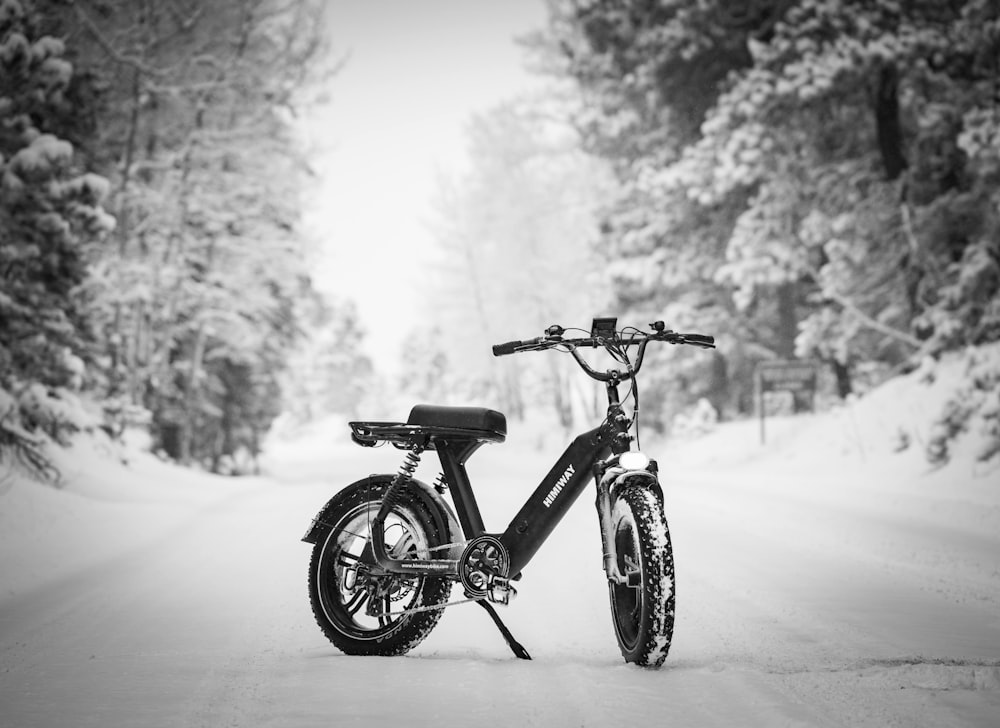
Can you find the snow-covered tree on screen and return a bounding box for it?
[281,296,373,424]
[530,0,999,416]
[1,0,115,478]
[679,0,998,380]
[426,97,615,423]
[37,0,350,469]
[524,0,774,418]
[396,326,460,406]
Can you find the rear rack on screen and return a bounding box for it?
[349,421,503,448]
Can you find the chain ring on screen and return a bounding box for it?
[458,535,510,598]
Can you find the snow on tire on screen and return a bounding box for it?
[307,479,452,656]
[608,483,676,668]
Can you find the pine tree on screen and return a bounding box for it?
[1,0,114,479]
[38,0,348,468]
[529,0,1000,416]
[427,98,615,423]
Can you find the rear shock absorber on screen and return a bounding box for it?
[375,446,423,523]
[371,445,424,567]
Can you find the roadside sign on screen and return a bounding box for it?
[755,360,820,444]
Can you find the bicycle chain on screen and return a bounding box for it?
[370,537,515,618]
[373,595,482,618]
[347,537,518,618]
[358,538,473,618]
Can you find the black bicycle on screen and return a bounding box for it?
[302,318,715,667]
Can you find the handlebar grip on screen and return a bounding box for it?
[681,333,715,347]
[492,340,523,357]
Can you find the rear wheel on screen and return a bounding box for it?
[308,478,452,655]
[608,483,675,668]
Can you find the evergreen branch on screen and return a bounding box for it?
[0,419,61,486]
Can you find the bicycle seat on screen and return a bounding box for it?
[407,404,507,440]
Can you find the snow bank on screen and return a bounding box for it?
[0,434,247,599]
[672,345,999,482]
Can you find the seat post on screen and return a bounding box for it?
[435,440,486,538]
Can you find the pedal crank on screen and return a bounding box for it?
[459,535,513,601]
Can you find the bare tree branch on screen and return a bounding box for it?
[801,265,923,349]
[72,0,168,77]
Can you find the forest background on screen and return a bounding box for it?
[1,0,998,479]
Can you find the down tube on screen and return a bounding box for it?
[500,425,608,576]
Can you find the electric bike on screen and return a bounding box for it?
[302,318,715,667]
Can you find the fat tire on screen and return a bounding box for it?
[308,477,452,656]
[608,483,676,668]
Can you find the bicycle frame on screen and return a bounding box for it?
[365,377,637,580]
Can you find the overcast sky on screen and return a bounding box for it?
[304,0,549,367]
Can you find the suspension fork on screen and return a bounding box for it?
[594,375,649,585]
[594,468,659,585]
[594,471,618,582]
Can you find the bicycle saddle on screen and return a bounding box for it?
[407,404,507,439]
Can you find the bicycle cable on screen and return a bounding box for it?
[550,324,646,450]
[616,332,642,451]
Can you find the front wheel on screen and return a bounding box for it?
[608,483,676,668]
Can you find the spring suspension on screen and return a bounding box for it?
[377,446,423,519]
[432,472,448,494]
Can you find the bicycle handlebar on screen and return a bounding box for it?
[491,322,715,382]
[492,328,715,356]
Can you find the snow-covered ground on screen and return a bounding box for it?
[1,352,998,727]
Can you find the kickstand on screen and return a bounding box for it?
[477,601,531,660]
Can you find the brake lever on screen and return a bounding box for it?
[518,336,555,352]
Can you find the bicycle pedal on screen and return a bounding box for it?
[487,576,517,605]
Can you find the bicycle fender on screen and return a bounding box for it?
[301,474,462,546]
[403,477,464,548]
[607,468,663,503]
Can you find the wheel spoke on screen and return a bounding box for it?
[333,526,370,542]
[338,551,361,568]
[377,595,393,626]
[344,589,369,616]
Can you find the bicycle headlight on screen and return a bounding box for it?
[619,451,650,471]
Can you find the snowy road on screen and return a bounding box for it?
[1,417,999,727]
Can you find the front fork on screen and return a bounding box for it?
[595,467,660,585]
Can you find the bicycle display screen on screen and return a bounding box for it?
[590,317,618,338]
